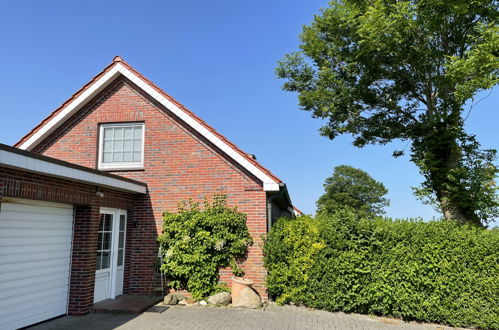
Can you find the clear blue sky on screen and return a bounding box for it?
[0,1,497,225]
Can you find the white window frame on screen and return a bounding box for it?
[98,122,145,170]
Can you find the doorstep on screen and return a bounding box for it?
[91,295,163,314]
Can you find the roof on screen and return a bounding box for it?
[0,143,147,194]
[15,56,282,191]
[293,206,304,216]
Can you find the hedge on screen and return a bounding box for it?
[263,210,499,329]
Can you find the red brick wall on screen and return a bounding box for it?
[33,77,270,299]
[0,166,135,314]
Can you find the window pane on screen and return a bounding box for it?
[96,254,102,270]
[113,152,123,162]
[133,151,142,162]
[103,152,112,163]
[103,128,113,140]
[133,140,142,152]
[114,140,123,151]
[119,232,125,249]
[101,251,110,269]
[103,140,113,152]
[123,152,132,162]
[123,139,133,151]
[114,127,123,139]
[124,127,133,139]
[134,126,142,139]
[117,250,124,266]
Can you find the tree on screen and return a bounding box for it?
[317,165,389,217]
[276,0,499,225]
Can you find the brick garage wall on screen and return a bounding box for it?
[33,77,270,299]
[0,166,136,314]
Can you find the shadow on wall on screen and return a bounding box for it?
[125,193,162,295]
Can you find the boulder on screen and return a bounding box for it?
[173,293,186,301]
[207,292,231,306]
[232,287,262,309]
[163,293,178,305]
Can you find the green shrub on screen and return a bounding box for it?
[263,215,325,303]
[264,210,499,329]
[158,194,252,300]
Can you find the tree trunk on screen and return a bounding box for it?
[415,122,482,226]
[439,195,481,225]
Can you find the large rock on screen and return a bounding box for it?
[232,287,262,309]
[173,293,186,301]
[163,293,178,305]
[207,292,231,306]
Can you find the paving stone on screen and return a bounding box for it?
[29,304,466,330]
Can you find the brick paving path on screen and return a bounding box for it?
[30,304,462,330]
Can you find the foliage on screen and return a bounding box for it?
[158,194,252,300]
[264,212,499,329]
[317,165,389,217]
[276,0,499,225]
[263,215,326,303]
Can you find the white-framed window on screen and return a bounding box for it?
[98,123,144,170]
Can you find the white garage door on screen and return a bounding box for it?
[0,199,74,330]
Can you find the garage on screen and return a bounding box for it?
[0,199,74,330]
[0,143,147,329]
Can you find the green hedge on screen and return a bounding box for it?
[263,210,499,329]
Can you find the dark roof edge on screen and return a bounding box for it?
[0,143,147,187]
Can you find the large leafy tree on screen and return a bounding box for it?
[277,0,499,225]
[317,165,389,217]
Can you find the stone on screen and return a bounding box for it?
[173,293,186,301]
[163,293,178,305]
[199,300,208,305]
[207,292,231,306]
[232,287,262,309]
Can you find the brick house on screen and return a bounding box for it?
[1,57,297,328]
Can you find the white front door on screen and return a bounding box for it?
[93,208,126,303]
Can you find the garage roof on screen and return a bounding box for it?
[0,143,147,194]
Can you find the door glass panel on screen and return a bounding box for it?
[117,250,124,266]
[104,215,113,231]
[101,251,110,269]
[99,215,105,231]
[119,215,126,230]
[117,214,126,267]
[96,213,113,271]
[96,255,102,270]
[102,233,111,250]
[118,232,125,249]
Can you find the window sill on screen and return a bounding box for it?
[98,167,145,172]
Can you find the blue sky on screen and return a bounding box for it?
[0,1,497,225]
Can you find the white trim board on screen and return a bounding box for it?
[0,148,147,194]
[17,63,281,191]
